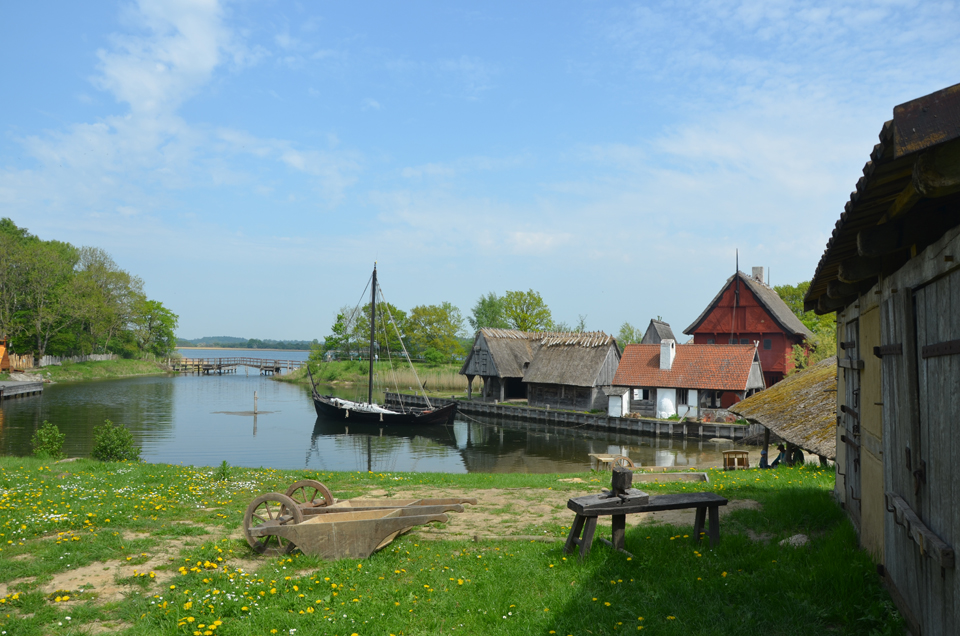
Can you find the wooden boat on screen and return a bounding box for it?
[308,264,457,426]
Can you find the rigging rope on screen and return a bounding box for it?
[377,282,433,410]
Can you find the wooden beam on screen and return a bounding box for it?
[827,278,876,299]
[838,255,882,283]
[914,139,960,198]
[816,293,854,314]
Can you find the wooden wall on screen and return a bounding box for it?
[690,281,804,383]
[871,224,960,634]
[528,383,601,411]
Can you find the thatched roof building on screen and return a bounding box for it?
[729,356,837,460]
[460,329,620,410]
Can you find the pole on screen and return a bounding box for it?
[368,264,377,405]
[254,391,258,414]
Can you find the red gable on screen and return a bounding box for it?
[613,343,759,391]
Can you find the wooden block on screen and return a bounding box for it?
[611,466,633,493]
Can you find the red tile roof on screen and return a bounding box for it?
[612,343,759,391]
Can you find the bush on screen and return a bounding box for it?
[91,419,141,462]
[31,421,66,460]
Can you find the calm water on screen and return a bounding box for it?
[1,358,737,472]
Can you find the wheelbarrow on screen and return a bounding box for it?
[243,480,475,559]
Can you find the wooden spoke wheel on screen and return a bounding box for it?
[243,493,303,556]
[285,480,334,508]
[613,456,636,469]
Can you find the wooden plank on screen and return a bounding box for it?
[886,493,956,569]
[839,358,865,370]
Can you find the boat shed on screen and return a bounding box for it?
[639,319,676,345]
[729,356,837,462]
[612,340,764,418]
[522,332,620,411]
[684,267,813,387]
[802,82,960,635]
[459,329,620,411]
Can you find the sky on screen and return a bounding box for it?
[2,1,959,341]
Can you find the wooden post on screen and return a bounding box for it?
[763,427,770,462]
[254,391,258,414]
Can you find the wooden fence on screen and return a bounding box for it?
[39,354,118,367]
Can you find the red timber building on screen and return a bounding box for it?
[684,267,813,389]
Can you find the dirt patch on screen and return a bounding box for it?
[370,486,761,542]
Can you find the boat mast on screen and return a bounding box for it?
[368,263,377,404]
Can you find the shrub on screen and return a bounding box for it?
[31,421,66,460]
[214,460,231,481]
[91,419,141,462]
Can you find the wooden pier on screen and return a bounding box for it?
[384,392,754,441]
[0,380,44,400]
[171,357,305,376]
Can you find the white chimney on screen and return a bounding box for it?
[752,266,764,284]
[660,339,676,370]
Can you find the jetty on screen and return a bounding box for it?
[0,380,43,400]
[384,393,756,441]
[171,357,305,376]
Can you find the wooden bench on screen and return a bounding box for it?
[564,490,728,560]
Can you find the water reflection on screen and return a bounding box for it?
[1,373,746,472]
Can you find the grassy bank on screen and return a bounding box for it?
[21,359,171,383]
[0,459,900,635]
[279,361,469,392]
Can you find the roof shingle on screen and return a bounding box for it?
[613,343,759,391]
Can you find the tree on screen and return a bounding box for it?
[73,247,142,354]
[616,322,643,351]
[774,280,838,371]
[131,297,179,357]
[468,292,509,331]
[21,239,81,358]
[502,289,553,332]
[407,302,466,362]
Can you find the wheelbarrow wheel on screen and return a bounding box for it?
[243,493,303,556]
[285,480,334,508]
[613,456,636,469]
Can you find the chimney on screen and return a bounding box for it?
[660,339,676,371]
[752,266,764,285]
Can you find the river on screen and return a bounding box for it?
[0,350,739,473]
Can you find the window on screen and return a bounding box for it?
[740,338,749,344]
[634,388,649,400]
[706,338,715,344]
[763,338,772,350]
[677,388,689,405]
[729,338,737,344]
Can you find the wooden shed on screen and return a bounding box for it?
[729,356,837,462]
[523,332,620,411]
[640,319,676,345]
[684,267,813,388]
[459,329,620,410]
[802,82,960,635]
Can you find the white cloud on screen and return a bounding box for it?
[361,97,381,111]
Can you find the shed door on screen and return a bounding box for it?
[911,272,959,634]
[842,318,861,524]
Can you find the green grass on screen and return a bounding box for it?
[278,360,469,392]
[0,459,901,635]
[25,359,170,383]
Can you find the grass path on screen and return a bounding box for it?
[0,459,901,635]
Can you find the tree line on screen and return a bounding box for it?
[0,218,178,359]
[320,289,585,364]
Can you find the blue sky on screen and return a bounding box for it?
[2,0,959,340]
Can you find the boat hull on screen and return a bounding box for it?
[313,393,457,426]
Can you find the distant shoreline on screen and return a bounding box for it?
[177,346,311,352]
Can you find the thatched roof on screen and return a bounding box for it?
[524,333,618,387]
[729,356,837,459]
[684,271,814,339]
[460,329,618,384]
